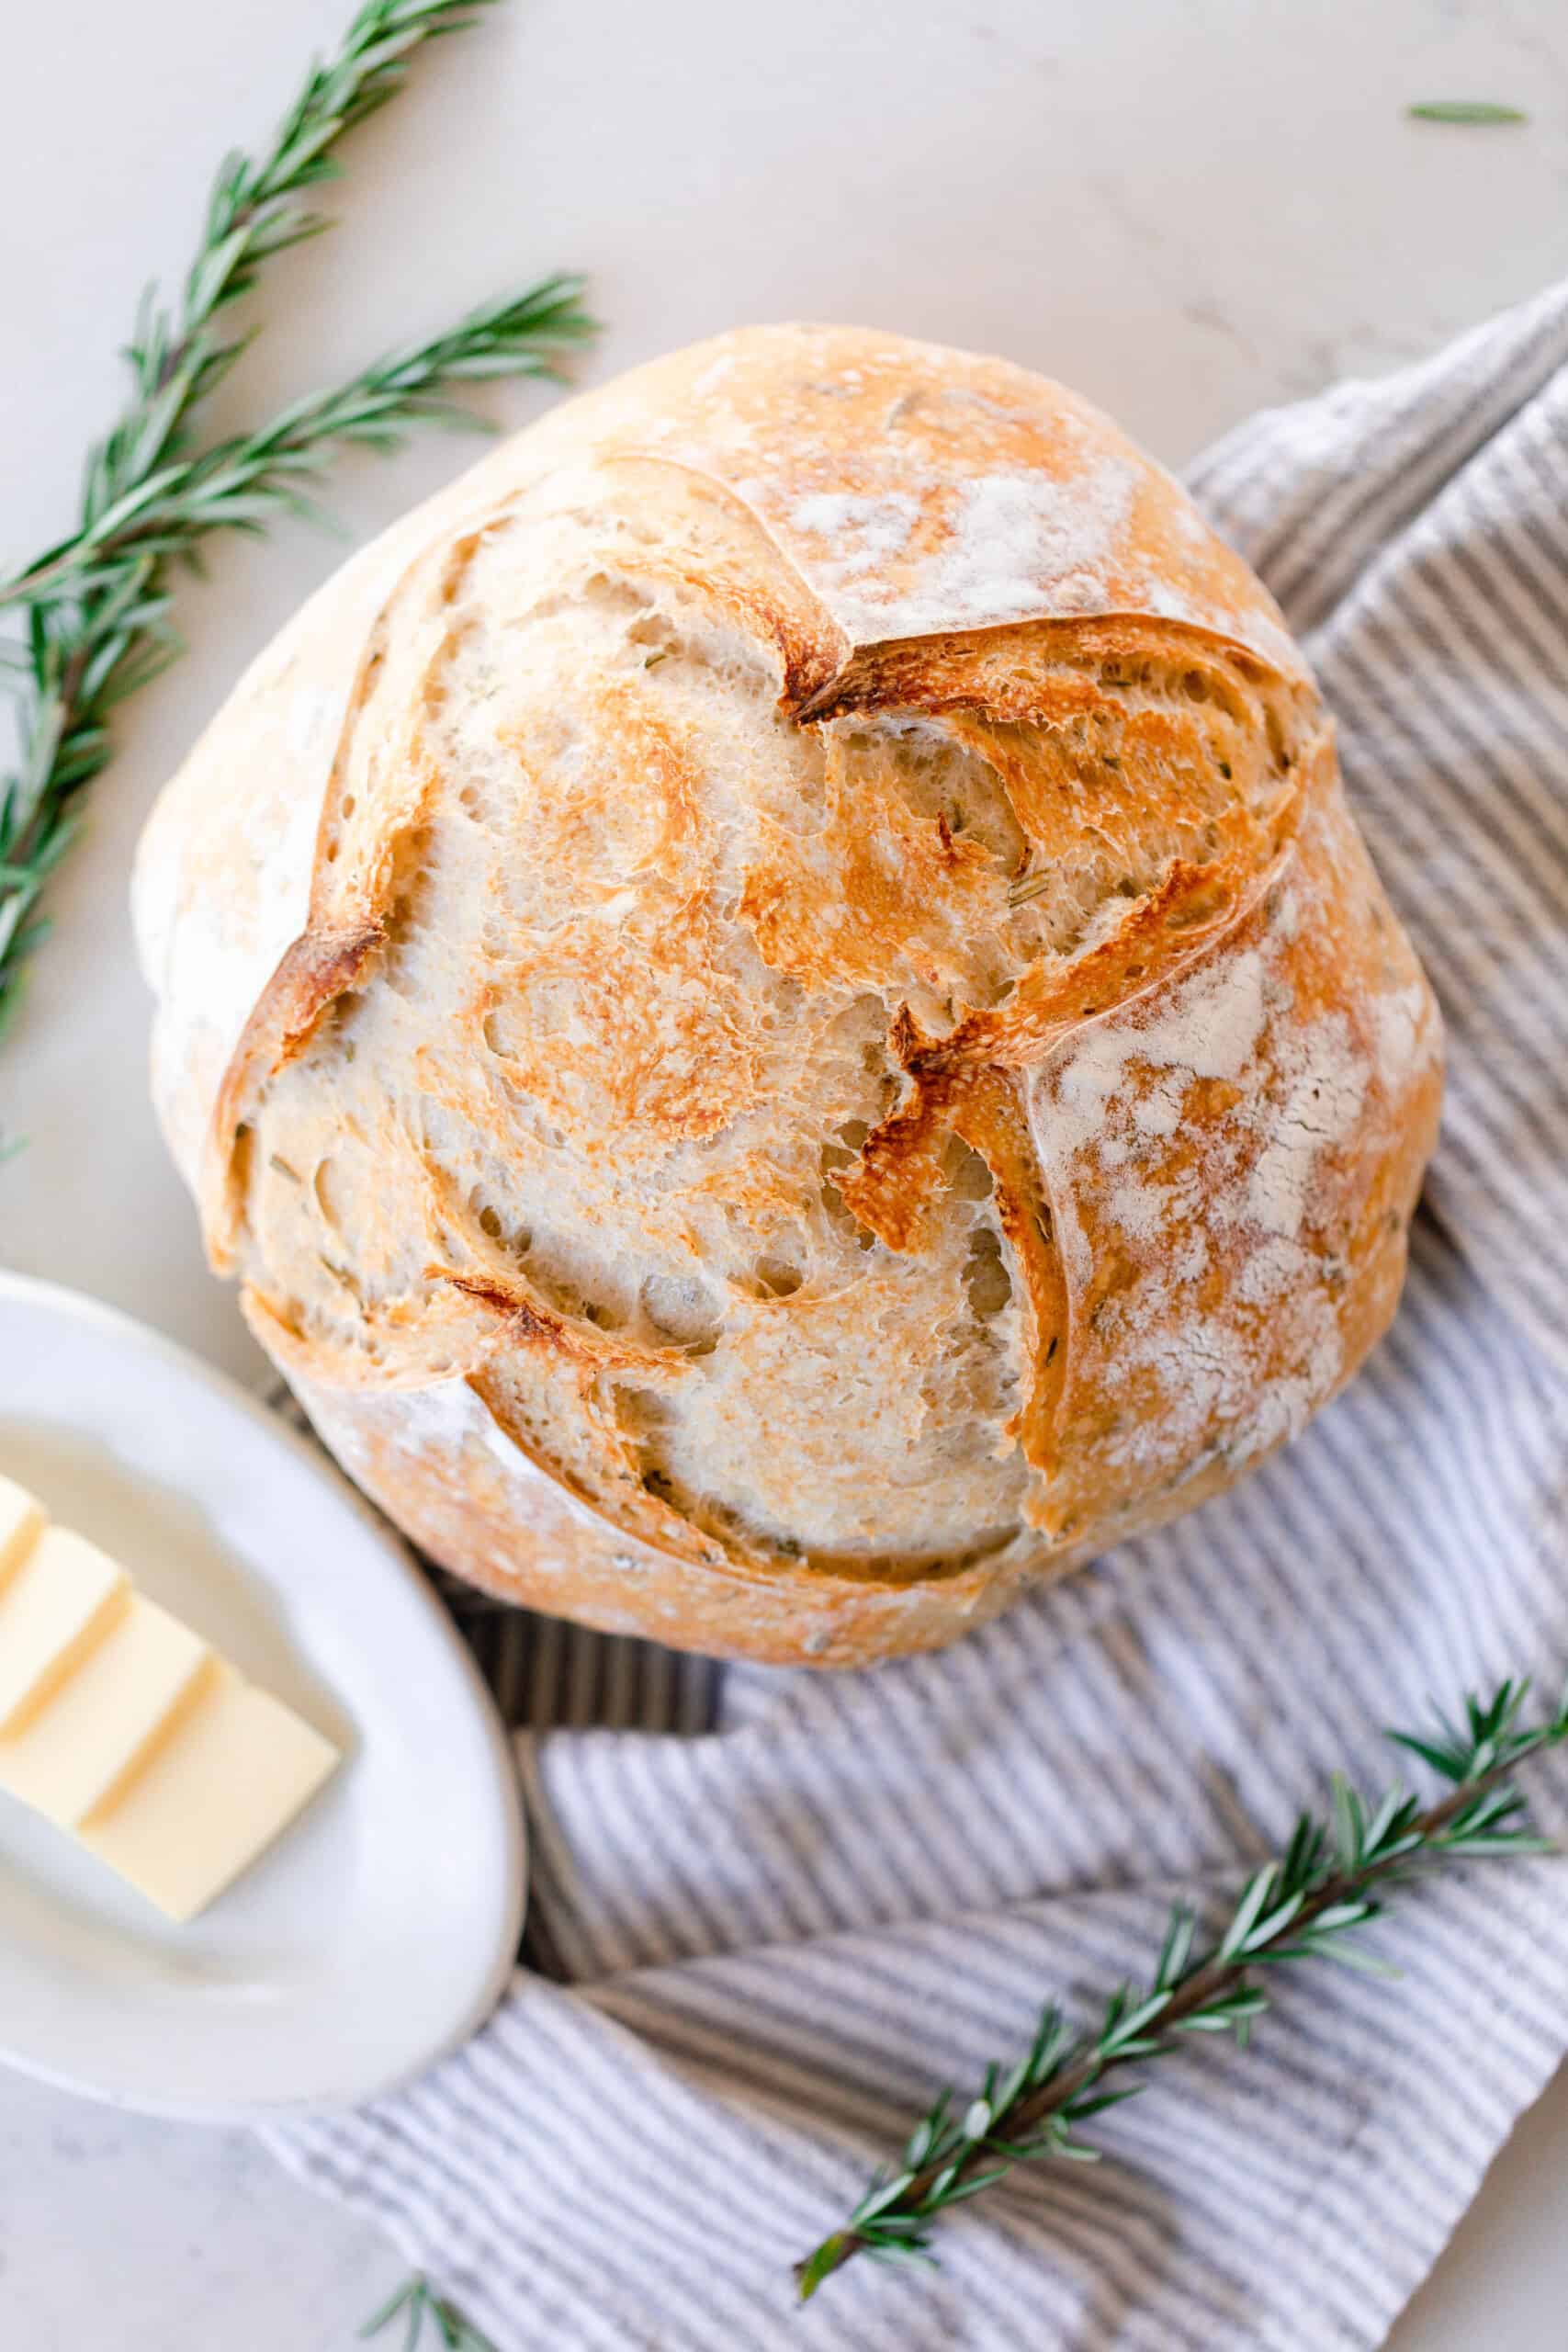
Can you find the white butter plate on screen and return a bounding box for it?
[0,1269,525,2119]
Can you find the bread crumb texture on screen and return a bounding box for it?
[134,327,1442,1662]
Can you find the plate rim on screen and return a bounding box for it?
[0,1266,526,2121]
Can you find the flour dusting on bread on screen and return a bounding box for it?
[788,460,1138,638]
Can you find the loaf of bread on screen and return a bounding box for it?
[134,325,1442,1666]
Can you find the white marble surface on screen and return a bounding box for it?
[3,0,1568,2342]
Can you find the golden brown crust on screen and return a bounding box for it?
[133,324,1443,1666]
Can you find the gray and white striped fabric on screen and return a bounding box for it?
[266,282,1568,2351]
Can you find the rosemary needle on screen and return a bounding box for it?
[1407,101,1529,125]
[361,2274,499,2352]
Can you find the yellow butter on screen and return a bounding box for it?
[0,1591,211,1826]
[0,1526,128,1734]
[82,1661,340,1922]
[0,1473,46,1584]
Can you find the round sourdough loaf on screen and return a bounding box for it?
[133,325,1443,1665]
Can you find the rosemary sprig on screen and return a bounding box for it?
[4,277,591,611]
[361,2275,498,2352]
[797,1676,1568,2301]
[5,0,501,616]
[0,0,592,1041]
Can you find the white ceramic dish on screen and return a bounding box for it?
[0,1269,525,2119]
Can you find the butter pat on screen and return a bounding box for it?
[82,1662,340,1922]
[0,1526,128,1733]
[0,1495,341,1921]
[0,1592,211,1826]
[0,1474,45,1582]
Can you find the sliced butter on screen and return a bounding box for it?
[82,1661,340,1922]
[0,1591,212,1826]
[0,1473,46,1584]
[0,1526,128,1733]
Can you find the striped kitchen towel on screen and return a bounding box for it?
[265,281,1568,2350]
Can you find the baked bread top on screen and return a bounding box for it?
[134,325,1443,1663]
